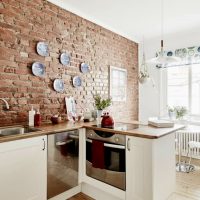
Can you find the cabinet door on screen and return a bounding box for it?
[0,136,47,200]
[126,136,152,200]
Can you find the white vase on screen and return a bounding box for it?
[97,110,103,125]
[168,111,176,120]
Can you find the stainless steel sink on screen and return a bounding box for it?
[0,126,41,137]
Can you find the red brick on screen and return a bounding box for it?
[13,80,32,87]
[18,98,27,104]
[17,86,28,93]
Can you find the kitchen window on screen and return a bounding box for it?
[167,64,200,117]
[109,66,127,102]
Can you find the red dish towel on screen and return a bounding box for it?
[92,140,105,169]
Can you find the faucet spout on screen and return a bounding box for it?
[0,98,10,110]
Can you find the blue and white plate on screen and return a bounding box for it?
[73,76,82,87]
[188,47,195,57]
[167,51,173,57]
[53,79,65,93]
[80,62,90,73]
[60,53,70,66]
[32,62,45,77]
[36,42,49,57]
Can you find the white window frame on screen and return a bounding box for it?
[166,64,200,119]
[109,66,127,102]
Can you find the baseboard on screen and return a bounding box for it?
[82,182,125,200]
[48,184,81,200]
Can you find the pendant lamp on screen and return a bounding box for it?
[149,0,181,67]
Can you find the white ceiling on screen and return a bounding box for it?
[48,0,200,43]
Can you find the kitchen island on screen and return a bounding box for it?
[0,121,184,200]
[82,122,184,200]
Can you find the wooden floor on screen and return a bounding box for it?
[69,158,200,200]
[68,193,94,200]
[169,157,200,200]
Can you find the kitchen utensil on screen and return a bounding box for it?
[101,112,114,128]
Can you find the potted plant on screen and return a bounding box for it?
[174,106,187,120]
[139,70,150,84]
[94,95,112,118]
[168,106,175,120]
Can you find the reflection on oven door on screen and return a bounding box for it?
[86,139,126,191]
[86,161,125,190]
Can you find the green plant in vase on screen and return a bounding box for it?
[174,106,187,120]
[94,95,112,118]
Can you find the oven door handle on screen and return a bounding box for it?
[86,139,125,150]
[56,139,73,146]
[68,134,79,140]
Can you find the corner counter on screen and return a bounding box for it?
[0,121,185,200]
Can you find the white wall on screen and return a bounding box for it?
[139,28,200,123]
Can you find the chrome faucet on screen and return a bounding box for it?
[0,98,10,110]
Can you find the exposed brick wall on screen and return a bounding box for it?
[0,0,138,125]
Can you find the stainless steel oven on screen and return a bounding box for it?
[86,128,126,191]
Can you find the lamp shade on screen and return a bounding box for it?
[148,40,181,67]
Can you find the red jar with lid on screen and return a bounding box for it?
[34,109,41,126]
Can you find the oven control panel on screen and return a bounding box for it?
[86,129,126,145]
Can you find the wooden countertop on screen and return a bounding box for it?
[0,121,185,143]
[83,123,185,139]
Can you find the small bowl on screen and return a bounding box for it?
[51,117,59,124]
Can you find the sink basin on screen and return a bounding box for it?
[0,126,41,137]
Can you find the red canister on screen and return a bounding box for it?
[34,109,41,126]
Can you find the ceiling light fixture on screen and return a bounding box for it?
[149,0,181,67]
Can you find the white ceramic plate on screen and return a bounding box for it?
[32,62,45,77]
[36,42,49,57]
[72,76,82,87]
[60,53,70,66]
[53,79,65,92]
[80,62,90,73]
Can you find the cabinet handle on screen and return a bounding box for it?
[42,138,45,151]
[127,138,131,151]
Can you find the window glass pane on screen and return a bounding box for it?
[167,66,189,108]
[191,64,200,115]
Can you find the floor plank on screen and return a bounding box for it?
[67,193,94,200]
[169,157,200,200]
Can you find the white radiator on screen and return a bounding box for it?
[175,130,200,159]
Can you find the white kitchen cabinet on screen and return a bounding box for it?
[126,133,176,200]
[0,136,47,200]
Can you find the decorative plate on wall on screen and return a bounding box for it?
[53,79,65,93]
[80,62,90,73]
[72,76,82,87]
[32,62,45,77]
[36,42,49,57]
[167,51,173,57]
[60,52,70,66]
[188,47,195,56]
